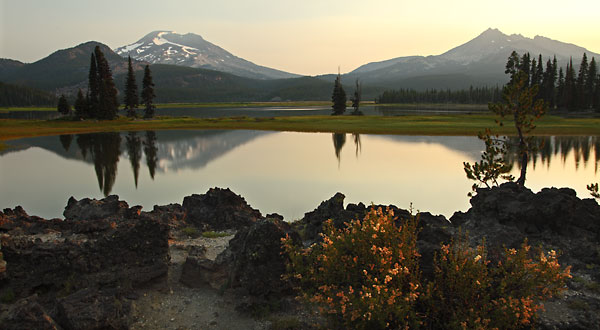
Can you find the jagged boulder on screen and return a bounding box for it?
[0,295,62,330]
[0,196,169,301]
[63,195,137,221]
[450,182,600,329]
[55,288,130,330]
[182,188,262,231]
[216,217,302,298]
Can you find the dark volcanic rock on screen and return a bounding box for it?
[0,196,169,301]
[1,295,62,330]
[63,195,133,221]
[217,217,302,298]
[56,288,130,330]
[450,182,600,329]
[182,188,262,231]
[294,193,367,243]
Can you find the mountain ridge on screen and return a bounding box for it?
[115,31,300,80]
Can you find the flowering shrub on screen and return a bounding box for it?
[283,207,422,329]
[423,235,571,329]
[283,209,571,330]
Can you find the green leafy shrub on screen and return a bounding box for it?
[284,209,571,330]
[181,226,200,238]
[201,231,231,238]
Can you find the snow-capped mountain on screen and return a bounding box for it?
[348,28,600,88]
[115,31,299,80]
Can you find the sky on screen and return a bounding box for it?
[1,0,600,76]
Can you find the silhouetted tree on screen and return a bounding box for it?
[505,51,521,83]
[126,132,142,188]
[350,79,363,115]
[95,46,119,120]
[57,94,71,115]
[74,89,89,119]
[124,56,139,118]
[59,134,73,152]
[331,71,346,115]
[141,65,155,119]
[332,133,346,164]
[576,53,589,109]
[563,58,576,111]
[491,70,546,185]
[585,57,597,109]
[88,52,99,118]
[143,131,158,179]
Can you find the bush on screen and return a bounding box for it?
[283,207,422,329]
[181,226,200,238]
[284,208,571,330]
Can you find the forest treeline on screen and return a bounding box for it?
[378,52,600,112]
[0,82,57,107]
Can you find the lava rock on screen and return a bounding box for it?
[182,188,262,231]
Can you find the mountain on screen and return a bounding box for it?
[347,28,600,90]
[115,31,299,80]
[0,42,142,93]
[0,59,26,77]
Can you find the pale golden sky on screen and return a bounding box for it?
[2,0,599,75]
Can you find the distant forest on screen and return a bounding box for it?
[0,82,57,107]
[378,53,600,112]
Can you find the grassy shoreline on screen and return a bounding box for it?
[1,114,599,146]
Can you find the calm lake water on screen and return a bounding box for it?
[1,130,598,221]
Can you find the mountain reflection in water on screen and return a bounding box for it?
[0,131,597,220]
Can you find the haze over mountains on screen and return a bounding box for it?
[1,28,598,102]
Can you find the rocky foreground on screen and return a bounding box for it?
[0,184,599,329]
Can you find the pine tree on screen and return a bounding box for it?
[94,46,119,120]
[350,79,362,115]
[520,53,531,86]
[576,53,589,109]
[557,67,565,108]
[124,56,139,118]
[88,53,99,118]
[141,65,156,119]
[74,89,89,119]
[331,70,346,115]
[542,58,556,109]
[564,58,576,111]
[585,57,597,109]
[594,73,600,111]
[505,51,521,83]
[57,94,71,115]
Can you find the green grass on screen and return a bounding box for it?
[1,114,599,144]
[201,231,231,238]
[182,227,200,238]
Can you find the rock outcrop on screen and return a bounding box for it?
[450,183,600,329]
[0,195,170,329]
[182,188,262,231]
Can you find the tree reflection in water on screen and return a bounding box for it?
[126,132,142,188]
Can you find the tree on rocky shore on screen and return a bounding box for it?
[141,65,155,119]
[124,56,139,118]
[465,52,547,191]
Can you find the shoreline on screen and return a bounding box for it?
[2,114,600,146]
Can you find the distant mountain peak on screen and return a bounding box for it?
[115,31,298,80]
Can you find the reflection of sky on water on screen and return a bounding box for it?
[1,131,598,221]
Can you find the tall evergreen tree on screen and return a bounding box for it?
[88,53,99,118]
[350,79,362,115]
[94,46,119,120]
[593,72,600,111]
[141,65,156,119]
[57,94,71,115]
[557,67,565,108]
[576,53,589,109]
[331,70,346,115]
[520,53,531,86]
[564,58,577,111]
[124,56,139,118]
[74,89,89,119]
[585,57,597,109]
[505,51,521,83]
[542,58,556,109]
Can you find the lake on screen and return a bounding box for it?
[1,130,598,221]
